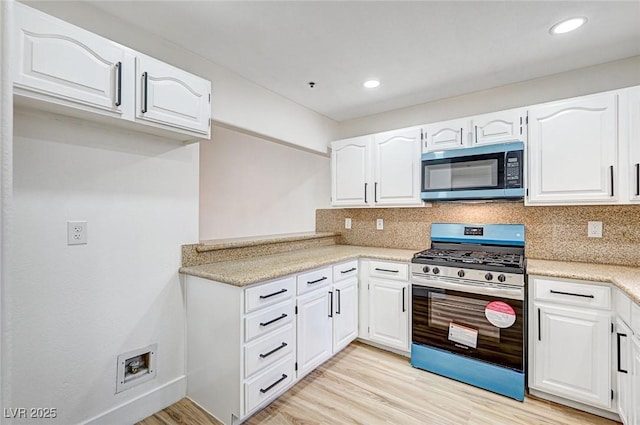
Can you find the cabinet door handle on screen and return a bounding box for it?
[336,289,341,315]
[549,289,594,299]
[259,288,287,299]
[617,333,628,373]
[114,62,122,107]
[364,182,368,203]
[402,287,406,312]
[259,342,288,359]
[141,71,148,113]
[340,267,356,274]
[328,291,333,318]
[610,165,614,197]
[259,313,287,327]
[307,276,327,285]
[375,268,399,273]
[635,163,639,196]
[374,182,378,203]
[537,308,541,341]
[259,374,287,394]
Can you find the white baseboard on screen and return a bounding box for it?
[80,376,186,425]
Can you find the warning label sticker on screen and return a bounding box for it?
[448,322,478,349]
[485,301,516,328]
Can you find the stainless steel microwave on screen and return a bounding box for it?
[421,142,524,201]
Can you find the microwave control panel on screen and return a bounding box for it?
[505,151,523,188]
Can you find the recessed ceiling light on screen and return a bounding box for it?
[549,17,587,35]
[363,80,380,89]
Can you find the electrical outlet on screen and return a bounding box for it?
[376,218,384,230]
[587,221,602,238]
[67,221,88,245]
[345,218,352,229]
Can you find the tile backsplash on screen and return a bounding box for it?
[316,203,640,267]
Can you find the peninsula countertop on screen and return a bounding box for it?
[179,245,416,287]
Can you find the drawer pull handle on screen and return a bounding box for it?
[340,267,357,274]
[259,313,288,327]
[259,289,288,299]
[375,268,399,273]
[259,374,288,394]
[617,333,628,374]
[259,342,288,359]
[307,276,327,285]
[549,289,594,299]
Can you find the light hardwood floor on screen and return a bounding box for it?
[137,342,619,425]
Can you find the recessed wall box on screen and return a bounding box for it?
[116,343,157,393]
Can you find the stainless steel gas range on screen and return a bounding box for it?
[410,223,526,401]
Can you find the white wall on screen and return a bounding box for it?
[338,55,640,138]
[5,110,199,424]
[22,0,338,154]
[199,125,330,240]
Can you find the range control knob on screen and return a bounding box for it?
[457,270,465,278]
[422,266,430,273]
[485,273,494,281]
[432,267,440,275]
[497,274,506,283]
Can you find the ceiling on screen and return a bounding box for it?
[81,1,640,121]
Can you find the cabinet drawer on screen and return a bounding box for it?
[615,289,632,326]
[245,276,295,313]
[244,355,294,415]
[297,267,332,295]
[532,277,610,309]
[369,260,408,281]
[333,260,358,282]
[245,301,294,342]
[244,324,295,379]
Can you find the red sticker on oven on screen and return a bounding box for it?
[485,301,516,328]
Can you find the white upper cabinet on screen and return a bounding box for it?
[135,55,211,136]
[12,3,212,142]
[471,109,525,146]
[331,127,422,207]
[527,92,618,205]
[627,87,640,203]
[423,118,468,152]
[373,127,422,206]
[13,3,129,116]
[331,136,371,207]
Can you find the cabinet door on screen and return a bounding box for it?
[368,279,409,351]
[13,3,127,115]
[471,109,525,146]
[331,136,371,207]
[136,55,211,136]
[527,93,618,205]
[296,289,333,378]
[372,128,422,206]
[616,318,633,425]
[632,336,640,425]
[628,87,640,203]
[333,278,358,353]
[532,303,611,409]
[423,118,469,152]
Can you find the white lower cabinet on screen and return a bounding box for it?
[631,336,640,425]
[332,277,358,353]
[359,260,410,353]
[529,276,612,411]
[296,287,333,378]
[616,317,633,425]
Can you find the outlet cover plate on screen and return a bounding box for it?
[345,218,352,229]
[588,221,603,238]
[376,218,384,230]
[67,221,87,245]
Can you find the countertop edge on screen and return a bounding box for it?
[195,232,340,252]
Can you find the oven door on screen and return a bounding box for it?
[412,280,524,372]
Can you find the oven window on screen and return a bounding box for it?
[412,285,523,371]
[422,152,505,192]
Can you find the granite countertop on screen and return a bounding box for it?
[527,259,640,304]
[196,231,338,252]
[180,245,416,286]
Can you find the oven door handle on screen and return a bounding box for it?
[412,275,524,300]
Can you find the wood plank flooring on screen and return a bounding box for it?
[137,342,619,425]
